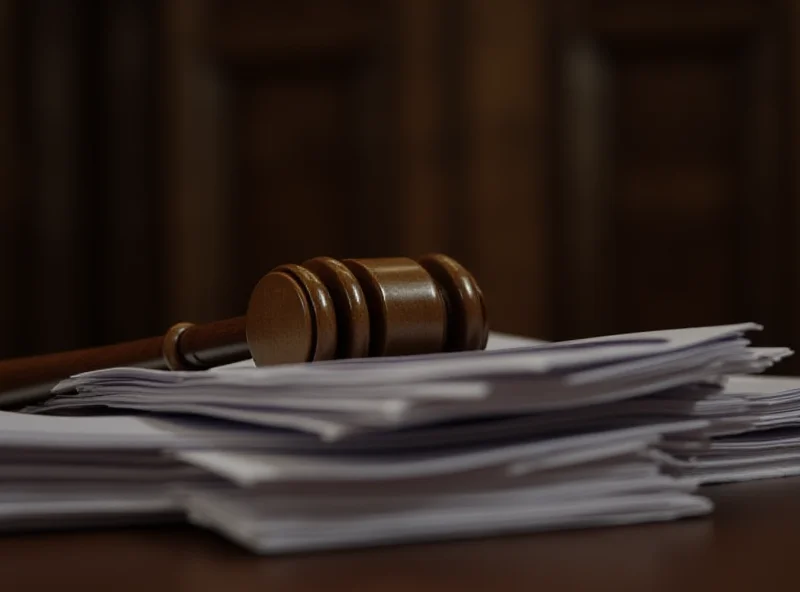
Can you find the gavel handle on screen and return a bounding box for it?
[0,253,489,409]
[0,317,251,409]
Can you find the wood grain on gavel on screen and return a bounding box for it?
[0,254,488,409]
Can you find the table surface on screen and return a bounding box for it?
[1,477,798,591]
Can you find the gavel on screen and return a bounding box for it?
[0,254,488,409]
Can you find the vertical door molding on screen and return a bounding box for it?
[162,0,234,324]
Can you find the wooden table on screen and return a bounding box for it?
[2,477,798,591]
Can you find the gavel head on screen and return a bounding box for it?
[245,254,489,366]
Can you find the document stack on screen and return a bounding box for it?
[2,323,791,553]
[654,374,800,484]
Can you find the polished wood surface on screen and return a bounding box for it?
[1,477,798,591]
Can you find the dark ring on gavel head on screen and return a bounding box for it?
[244,254,489,367]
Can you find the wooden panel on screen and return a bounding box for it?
[163,0,402,322]
[211,0,377,59]
[220,2,397,311]
[202,0,553,340]
[588,0,764,39]
[0,0,22,358]
[162,0,235,324]
[612,56,740,331]
[0,0,164,358]
[392,0,455,257]
[555,0,792,352]
[230,73,369,306]
[23,0,91,354]
[462,0,552,339]
[791,1,800,361]
[101,0,163,342]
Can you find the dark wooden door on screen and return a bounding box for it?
[551,0,797,357]
[161,0,552,341]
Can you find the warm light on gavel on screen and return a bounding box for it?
[0,254,488,408]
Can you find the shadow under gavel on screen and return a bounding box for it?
[0,254,488,409]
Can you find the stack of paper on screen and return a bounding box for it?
[176,422,710,554]
[654,374,800,484]
[4,323,789,553]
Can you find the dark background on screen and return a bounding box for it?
[1,0,798,370]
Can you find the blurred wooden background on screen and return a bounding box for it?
[1,0,799,370]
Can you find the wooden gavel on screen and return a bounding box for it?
[0,254,488,408]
